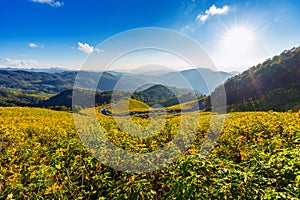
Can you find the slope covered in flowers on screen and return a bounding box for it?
[0,107,299,199]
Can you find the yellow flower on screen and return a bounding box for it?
[275,140,282,149]
[239,150,247,161]
[128,175,135,184]
[30,171,36,179]
[44,183,62,195]
[6,193,13,200]
[257,138,263,145]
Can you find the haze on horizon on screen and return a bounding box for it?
[1,0,300,73]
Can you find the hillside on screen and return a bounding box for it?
[108,98,150,115]
[0,89,45,106]
[0,70,133,107]
[0,70,127,94]
[131,84,201,106]
[0,70,75,94]
[210,46,300,112]
[166,99,205,111]
[39,89,122,109]
[39,84,200,111]
[1,107,299,199]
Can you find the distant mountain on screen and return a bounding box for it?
[210,46,300,112]
[124,68,236,95]
[0,68,235,95]
[0,67,72,73]
[176,68,236,94]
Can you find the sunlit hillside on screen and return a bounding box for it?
[108,98,150,115]
[211,46,300,112]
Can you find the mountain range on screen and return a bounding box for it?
[0,68,236,95]
[0,46,299,112]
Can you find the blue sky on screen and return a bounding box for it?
[1,0,300,72]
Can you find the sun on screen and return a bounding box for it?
[213,24,260,70]
[220,26,255,56]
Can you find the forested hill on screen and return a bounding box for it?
[131,84,202,106]
[210,46,300,112]
[0,70,76,93]
[0,70,122,94]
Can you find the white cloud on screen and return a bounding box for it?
[29,43,44,48]
[196,4,229,23]
[31,0,64,7]
[0,58,40,68]
[77,42,94,54]
[77,42,103,54]
[29,43,38,48]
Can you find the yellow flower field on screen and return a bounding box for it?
[0,107,299,199]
